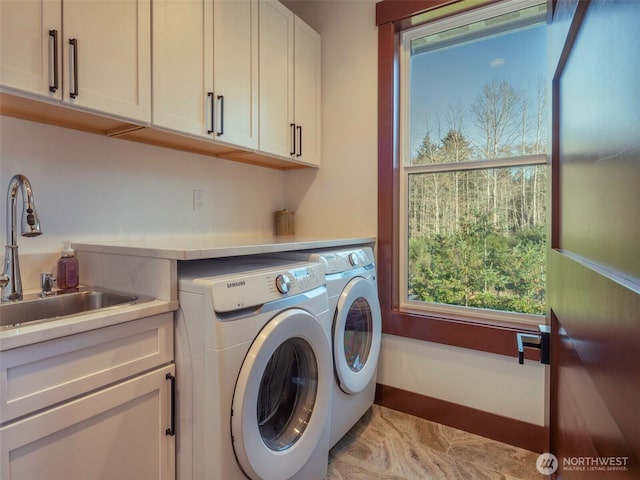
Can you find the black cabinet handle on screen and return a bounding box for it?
[296,125,302,157]
[290,123,296,156]
[69,38,78,98]
[207,92,214,134]
[48,30,59,93]
[165,372,176,436]
[216,95,224,136]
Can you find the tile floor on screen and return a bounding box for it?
[325,405,545,480]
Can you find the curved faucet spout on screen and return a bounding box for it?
[3,174,43,302]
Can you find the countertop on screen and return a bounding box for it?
[0,297,178,351]
[72,235,376,260]
[1,235,374,350]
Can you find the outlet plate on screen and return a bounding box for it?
[193,189,204,210]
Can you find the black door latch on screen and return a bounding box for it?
[516,325,550,365]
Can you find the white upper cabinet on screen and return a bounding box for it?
[1,0,319,169]
[0,0,62,100]
[213,0,259,149]
[293,17,321,166]
[258,1,295,159]
[152,0,211,136]
[258,0,321,166]
[62,0,151,122]
[153,0,258,149]
[0,0,151,123]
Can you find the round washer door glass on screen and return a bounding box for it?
[334,277,382,394]
[232,308,332,480]
[344,297,373,372]
[258,337,317,451]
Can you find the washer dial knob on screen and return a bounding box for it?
[348,252,359,267]
[275,274,291,294]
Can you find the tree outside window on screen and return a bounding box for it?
[401,0,547,319]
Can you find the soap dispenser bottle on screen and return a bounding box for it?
[57,241,79,290]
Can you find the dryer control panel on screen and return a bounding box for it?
[310,248,375,275]
[207,262,325,313]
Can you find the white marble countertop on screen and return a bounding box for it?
[72,235,376,260]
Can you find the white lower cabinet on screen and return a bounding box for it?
[0,364,175,480]
[0,313,175,480]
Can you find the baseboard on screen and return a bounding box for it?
[375,383,547,453]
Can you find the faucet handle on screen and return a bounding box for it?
[40,272,56,297]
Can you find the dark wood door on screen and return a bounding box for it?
[548,0,640,478]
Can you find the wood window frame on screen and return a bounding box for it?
[376,0,541,358]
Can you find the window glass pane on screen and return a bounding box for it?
[402,1,548,319]
[407,166,547,315]
[408,5,547,166]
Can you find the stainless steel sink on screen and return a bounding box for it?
[0,288,153,328]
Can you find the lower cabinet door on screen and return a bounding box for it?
[0,364,175,480]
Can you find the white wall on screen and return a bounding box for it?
[0,116,286,288]
[379,335,545,424]
[283,0,378,238]
[283,0,546,426]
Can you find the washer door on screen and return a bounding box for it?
[232,308,331,480]
[334,277,382,394]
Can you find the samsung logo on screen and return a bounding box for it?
[226,280,246,288]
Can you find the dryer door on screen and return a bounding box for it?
[334,277,382,394]
[232,308,331,480]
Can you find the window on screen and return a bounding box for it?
[398,0,548,325]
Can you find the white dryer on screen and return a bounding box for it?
[263,247,382,447]
[175,259,332,480]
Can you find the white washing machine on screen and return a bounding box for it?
[175,258,333,480]
[263,247,382,447]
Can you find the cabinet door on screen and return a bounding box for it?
[0,365,175,480]
[259,0,294,158]
[153,0,213,137]
[0,313,174,424]
[0,0,62,99]
[62,0,151,122]
[213,0,259,149]
[293,17,321,166]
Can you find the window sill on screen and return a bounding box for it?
[382,308,542,359]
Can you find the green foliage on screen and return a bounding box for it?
[408,217,546,315]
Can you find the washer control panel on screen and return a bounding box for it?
[275,273,291,294]
[208,262,325,312]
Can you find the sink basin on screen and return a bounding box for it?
[0,289,153,328]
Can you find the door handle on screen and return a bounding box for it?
[207,92,215,135]
[48,29,59,93]
[296,125,302,157]
[290,123,296,156]
[69,38,79,98]
[165,372,176,436]
[517,325,550,364]
[216,95,224,136]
